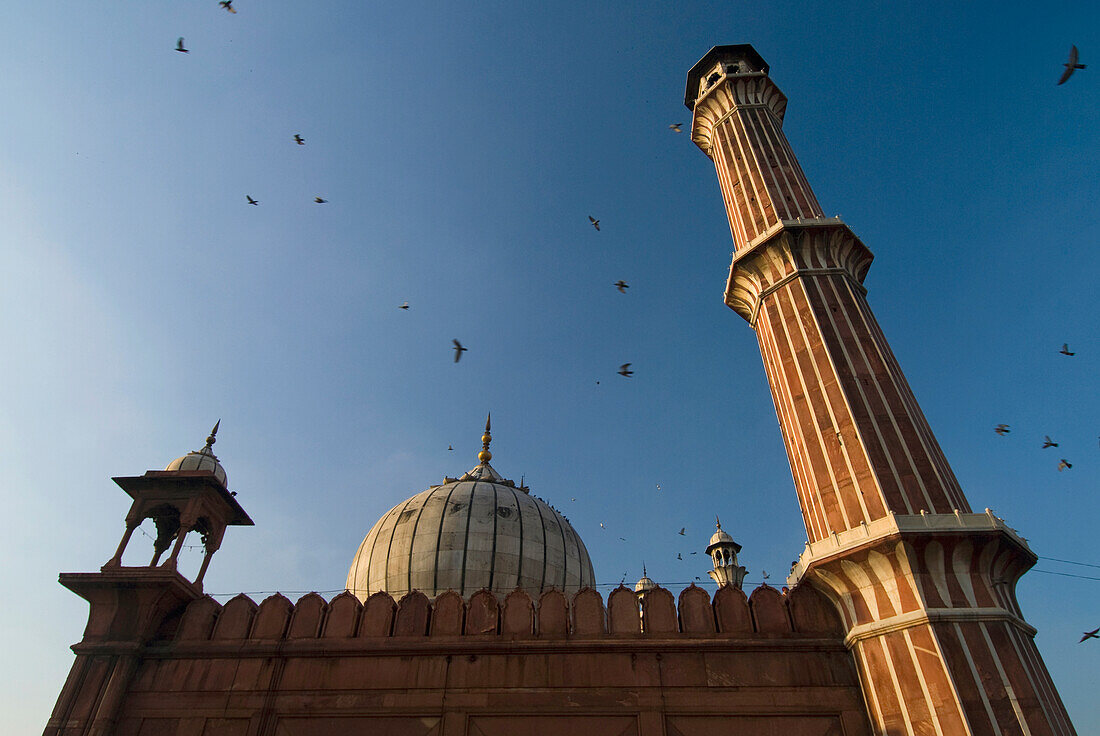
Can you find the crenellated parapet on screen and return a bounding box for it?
[152,583,843,649]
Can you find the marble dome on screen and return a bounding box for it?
[165,421,227,487]
[346,423,595,600]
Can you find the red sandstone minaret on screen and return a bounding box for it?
[687,45,1076,736]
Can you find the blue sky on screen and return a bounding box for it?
[1,1,1097,732]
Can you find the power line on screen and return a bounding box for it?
[1038,555,1100,571]
[1032,569,1100,582]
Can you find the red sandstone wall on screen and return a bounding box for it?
[77,584,872,736]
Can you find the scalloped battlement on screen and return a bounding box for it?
[169,583,843,644]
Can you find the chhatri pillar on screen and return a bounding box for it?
[686,45,1075,735]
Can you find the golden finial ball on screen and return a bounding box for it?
[481,433,491,445]
[478,449,492,463]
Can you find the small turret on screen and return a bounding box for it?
[706,517,747,589]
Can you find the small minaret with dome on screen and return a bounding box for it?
[706,517,746,589]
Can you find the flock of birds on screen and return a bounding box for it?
[171,12,1093,637]
[993,343,1086,475]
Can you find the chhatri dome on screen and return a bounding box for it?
[346,416,596,600]
[164,421,227,487]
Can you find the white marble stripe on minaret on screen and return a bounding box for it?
[978,622,1036,735]
[783,281,876,525]
[751,107,813,219]
[853,637,889,733]
[758,317,829,540]
[923,541,954,608]
[757,321,828,540]
[766,292,856,531]
[725,116,771,238]
[814,274,936,515]
[954,622,1005,735]
[804,273,920,517]
[740,107,794,221]
[868,635,921,734]
[921,621,973,731]
[751,107,808,219]
[901,628,949,736]
[843,280,968,511]
[713,126,752,247]
[731,110,782,231]
[1002,624,1068,735]
[768,113,820,217]
[768,118,825,217]
[757,314,828,539]
[758,307,835,539]
[851,286,969,511]
[713,127,751,247]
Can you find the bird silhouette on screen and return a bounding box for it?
[614,280,629,293]
[994,424,1010,436]
[690,551,698,555]
[452,339,467,363]
[246,195,258,206]
[677,553,682,560]
[447,445,453,451]
[588,215,600,231]
[294,134,305,145]
[762,570,770,580]
[1058,46,1086,85]
[619,537,626,541]
[314,196,327,203]
[175,37,189,53]
[1042,436,1059,449]
[219,0,237,13]
[655,483,661,491]
[669,123,683,133]
[600,522,606,529]
[1058,459,1072,472]
[1081,627,1100,643]
[1060,343,1075,356]
[399,302,409,310]
[618,363,633,377]
[678,528,685,536]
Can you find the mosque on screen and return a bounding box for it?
[44,46,1077,736]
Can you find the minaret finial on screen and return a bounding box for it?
[716,515,721,530]
[203,420,220,454]
[643,562,648,578]
[478,413,492,464]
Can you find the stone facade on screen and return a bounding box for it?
[47,580,872,736]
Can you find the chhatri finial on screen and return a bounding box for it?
[478,413,492,464]
[203,420,221,454]
[716,515,722,530]
[642,562,648,578]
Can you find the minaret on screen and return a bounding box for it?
[705,517,746,589]
[686,46,1075,736]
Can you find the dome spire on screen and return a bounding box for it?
[203,420,220,456]
[478,413,492,464]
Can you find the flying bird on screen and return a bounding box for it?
[618,363,633,377]
[690,551,698,555]
[762,570,770,580]
[600,522,606,529]
[1058,46,1086,85]
[219,0,237,13]
[1081,627,1100,643]
[614,280,629,293]
[1059,343,1075,356]
[678,528,685,536]
[994,424,1010,436]
[314,196,327,203]
[655,483,660,491]
[570,497,576,501]
[669,123,683,133]
[677,553,682,560]
[246,195,258,206]
[588,215,600,231]
[175,37,189,53]
[1058,459,1072,472]
[1042,436,1058,449]
[294,134,305,145]
[399,302,409,310]
[452,339,467,363]
[447,445,453,451]
[619,537,626,541]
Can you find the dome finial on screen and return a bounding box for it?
[478,413,492,463]
[203,420,221,455]
[642,561,648,578]
[716,515,721,530]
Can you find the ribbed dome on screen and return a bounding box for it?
[166,449,227,486]
[346,460,595,601]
